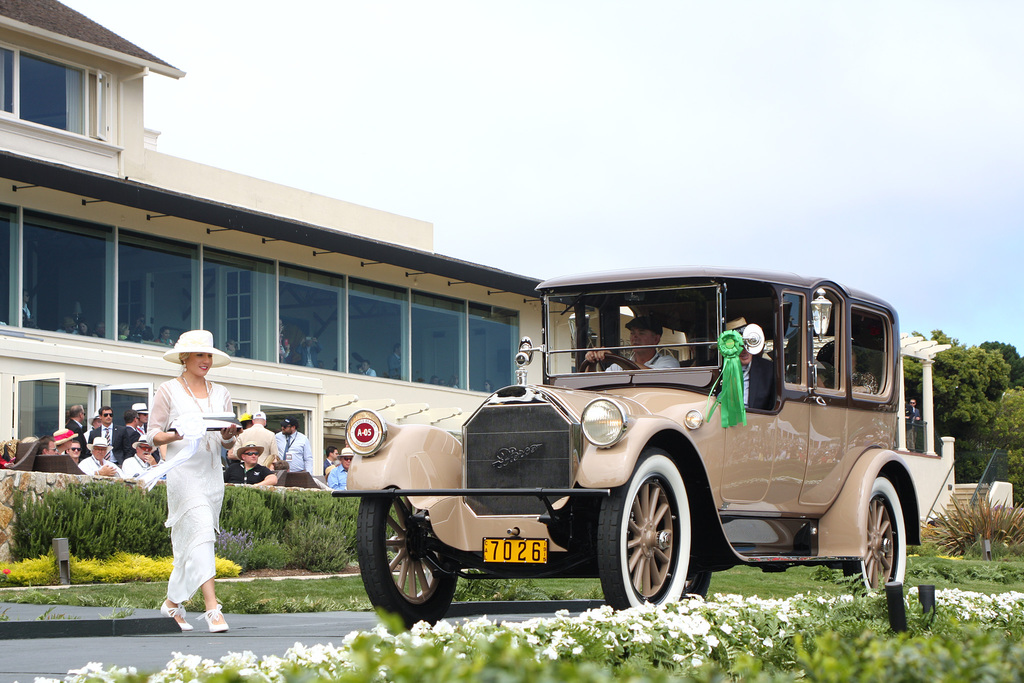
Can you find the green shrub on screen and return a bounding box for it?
[12,483,170,560]
[281,518,353,572]
[12,481,358,572]
[220,486,282,539]
[246,539,290,570]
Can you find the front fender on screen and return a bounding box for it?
[817,449,919,557]
[575,415,693,489]
[348,422,463,495]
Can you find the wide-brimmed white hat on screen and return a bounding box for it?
[162,330,231,367]
[91,436,110,450]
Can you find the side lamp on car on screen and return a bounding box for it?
[582,398,628,448]
[684,410,704,430]
[346,409,388,456]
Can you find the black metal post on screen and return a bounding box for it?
[885,581,907,633]
[918,584,935,614]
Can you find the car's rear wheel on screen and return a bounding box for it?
[597,449,691,609]
[356,495,457,627]
[860,477,906,589]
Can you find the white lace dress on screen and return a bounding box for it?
[147,378,232,604]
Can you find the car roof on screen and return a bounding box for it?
[536,266,894,311]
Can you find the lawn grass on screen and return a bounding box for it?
[1,554,1019,615]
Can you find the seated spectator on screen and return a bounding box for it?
[122,435,158,479]
[53,428,78,457]
[224,443,278,487]
[78,436,123,477]
[155,326,173,347]
[117,322,130,340]
[39,435,58,454]
[128,316,153,343]
[60,316,78,334]
[327,448,354,490]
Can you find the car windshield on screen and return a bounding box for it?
[545,284,722,375]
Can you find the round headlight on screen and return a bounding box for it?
[347,409,388,455]
[582,398,628,448]
[684,410,704,430]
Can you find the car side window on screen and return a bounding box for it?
[782,292,805,386]
[812,289,843,392]
[851,308,888,396]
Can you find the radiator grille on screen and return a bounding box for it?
[463,402,575,515]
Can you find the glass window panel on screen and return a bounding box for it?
[348,278,407,379]
[1,48,12,114]
[851,308,888,396]
[118,231,198,346]
[23,211,111,334]
[20,53,83,133]
[203,249,274,362]
[279,265,344,371]
[412,291,466,388]
[1,204,14,327]
[782,292,805,386]
[17,379,60,438]
[468,302,518,391]
[812,290,843,391]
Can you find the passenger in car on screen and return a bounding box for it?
[726,318,775,411]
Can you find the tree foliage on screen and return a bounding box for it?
[980,341,1024,390]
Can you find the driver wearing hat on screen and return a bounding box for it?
[584,315,681,371]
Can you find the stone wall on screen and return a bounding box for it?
[0,471,144,563]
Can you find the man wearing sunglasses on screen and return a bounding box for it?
[327,448,354,491]
[224,442,278,487]
[87,406,127,463]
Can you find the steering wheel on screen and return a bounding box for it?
[578,353,641,373]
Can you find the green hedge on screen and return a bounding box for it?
[11,482,358,571]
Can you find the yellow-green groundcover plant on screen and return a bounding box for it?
[0,552,240,586]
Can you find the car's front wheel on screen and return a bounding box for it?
[356,495,457,627]
[597,449,692,609]
[860,477,907,589]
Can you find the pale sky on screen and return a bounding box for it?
[63,1,1024,349]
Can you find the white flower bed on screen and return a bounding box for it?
[51,589,1024,683]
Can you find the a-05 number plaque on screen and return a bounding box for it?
[482,537,548,564]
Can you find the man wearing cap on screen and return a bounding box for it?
[224,443,278,487]
[585,315,681,371]
[78,436,124,478]
[276,418,313,473]
[131,403,149,435]
[122,435,159,479]
[234,411,279,468]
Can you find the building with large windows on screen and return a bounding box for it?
[0,0,541,465]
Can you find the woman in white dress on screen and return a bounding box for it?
[149,330,239,632]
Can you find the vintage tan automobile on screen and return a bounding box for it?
[341,267,919,626]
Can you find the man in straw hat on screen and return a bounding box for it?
[122,434,159,479]
[224,442,278,487]
[78,436,124,478]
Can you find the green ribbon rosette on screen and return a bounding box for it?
[707,329,747,428]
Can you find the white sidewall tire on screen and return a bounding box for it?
[613,453,691,608]
[862,477,907,589]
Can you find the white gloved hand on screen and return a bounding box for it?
[172,413,206,440]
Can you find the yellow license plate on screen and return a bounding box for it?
[483,538,548,564]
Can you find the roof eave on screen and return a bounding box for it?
[0,17,185,78]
